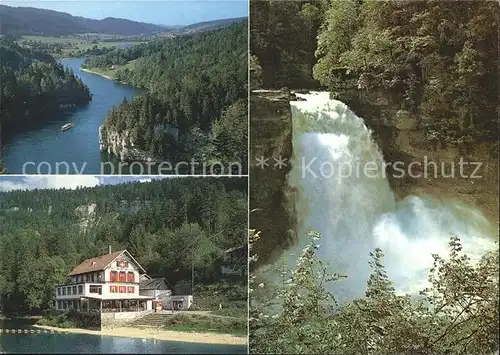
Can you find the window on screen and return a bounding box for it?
[110,271,117,282]
[127,272,135,282]
[127,286,134,294]
[90,285,102,295]
[57,288,61,296]
[67,287,72,295]
[90,273,95,282]
[119,286,126,293]
[110,286,117,293]
[78,285,83,294]
[63,301,67,309]
[119,271,126,282]
[72,286,77,295]
[62,287,66,296]
[97,272,103,282]
[57,301,62,309]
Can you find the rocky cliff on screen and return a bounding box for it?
[250,89,297,266]
[75,203,98,232]
[98,125,158,163]
[340,90,499,228]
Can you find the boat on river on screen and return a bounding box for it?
[61,123,74,132]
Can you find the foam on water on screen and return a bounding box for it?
[286,91,496,302]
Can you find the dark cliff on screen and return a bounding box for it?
[338,88,499,228]
[250,90,297,267]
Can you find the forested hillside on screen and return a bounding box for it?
[171,17,247,36]
[250,0,327,88]
[250,232,499,355]
[86,22,248,170]
[0,37,91,134]
[0,5,166,36]
[0,178,247,312]
[314,0,498,144]
[251,0,498,145]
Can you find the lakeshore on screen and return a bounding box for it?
[33,324,247,345]
[1,57,145,174]
[80,67,115,81]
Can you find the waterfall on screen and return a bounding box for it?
[286,91,496,302]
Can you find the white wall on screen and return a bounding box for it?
[164,295,193,310]
[101,310,152,328]
[55,252,142,301]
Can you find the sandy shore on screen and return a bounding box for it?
[33,325,247,345]
[80,68,114,80]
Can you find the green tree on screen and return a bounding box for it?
[250,231,499,355]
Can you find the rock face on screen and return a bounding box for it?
[250,89,297,266]
[75,203,98,232]
[75,203,97,218]
[99,125,158,163]
[342,91,499,227]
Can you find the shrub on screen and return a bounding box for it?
[250,231,499,355]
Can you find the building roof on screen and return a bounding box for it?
[139,278,170,290]
[68,250,146,276]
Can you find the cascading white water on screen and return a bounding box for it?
[287,91,496,302]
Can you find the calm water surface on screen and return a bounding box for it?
[2,57,145,174]
[0,319,246,354]
[0,332,246,354]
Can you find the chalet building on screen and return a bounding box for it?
[54,249,154,313]
[139,274,172,300]
[138,274,193,310]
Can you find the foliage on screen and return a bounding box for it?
[0,36,91,134]
[190,281,247,317]
[86,23,247,170]
[313,0,361,84]
[37,310,100,329]
[0,4,164,37]
[250,55,263,89]
[163,313,247,336]
[19,39,119,58]
[250,231,499,355]
[0,178,247,312]
[250,0,327,88]
[314,0,498,144]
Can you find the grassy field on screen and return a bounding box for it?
[82,59,137,79]
[21,35,83,43]
[21,35,144,46]
[18,35,146,57]
[162,314,247,336]
[189,281,247,318]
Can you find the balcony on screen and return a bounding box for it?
[55,283,102,299]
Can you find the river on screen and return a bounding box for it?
[1,57,144,175]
